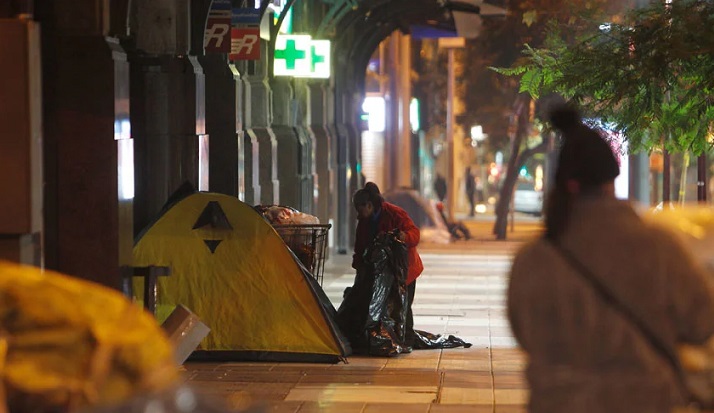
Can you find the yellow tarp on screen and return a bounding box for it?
[646,206,714,404]
[0,260,177,412]
[645,205,714,270]
[133,192,343,357]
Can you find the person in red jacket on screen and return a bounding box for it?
[352,182,424,346]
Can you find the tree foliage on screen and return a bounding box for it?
[460,0,633,239]
[462,0,634,151]
[494,0,714,154]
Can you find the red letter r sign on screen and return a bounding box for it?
[230,28,261,61]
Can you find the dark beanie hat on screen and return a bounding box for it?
[550,105,620,189]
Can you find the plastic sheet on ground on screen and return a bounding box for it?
[413,329,473,350]
[0,260,178,413]
[336,232,471,356]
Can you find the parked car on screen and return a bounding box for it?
[513,180,544,216]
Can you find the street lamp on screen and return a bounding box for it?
[470,125,487,147]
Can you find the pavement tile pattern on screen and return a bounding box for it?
[185,242,528,412]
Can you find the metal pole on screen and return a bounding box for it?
[388,33,400,191]
[447,48,456,222]
[698,153,707,203]
[663,149,671,203]
[662,1,672,204]
[399,33,412,188]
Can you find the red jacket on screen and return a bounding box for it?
[352,202,424,285]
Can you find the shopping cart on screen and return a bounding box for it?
[273,224,331,286]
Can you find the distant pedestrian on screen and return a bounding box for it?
[436,202,471,241]
[465,167,475,216]
[508,105,714,413]
[434,174,447,202]
[475,176,485,204]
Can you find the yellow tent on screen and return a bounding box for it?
[133,189,349,362]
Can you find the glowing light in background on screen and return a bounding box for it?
[362,96,386,132]
[117,139,134,200]
[535,165,544,192]
[589,118,629,200]
[114,119,131,141]
[199,135,209,191]
[410,98,420,132]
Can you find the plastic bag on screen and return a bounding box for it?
[337,231,409,356]
[253,205,319,225]
[413,330,473,350]
[364,231,409,356]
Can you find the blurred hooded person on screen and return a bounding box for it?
[507,105,714,413]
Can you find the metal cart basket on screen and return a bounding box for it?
[273,224,331,286]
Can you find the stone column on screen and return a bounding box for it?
[272,77,301,209]
[385,33,399,191]
[334,86,359,254]
[308,82,333,226]
[629,153,651,206]
[131,55,207,234]
[294,80,317,214]
[241,71,261,205]
[346,89,362,203]
[201,54,243,198]
[0,18,43,266]
[245,40,279,205]
[36,0,134,289]
[398,33,413,188]
[296,127,315,213]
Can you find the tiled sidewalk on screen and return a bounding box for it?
[185,245,529,412]
[185,347,526,412]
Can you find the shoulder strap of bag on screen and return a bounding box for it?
[547,239,693,403]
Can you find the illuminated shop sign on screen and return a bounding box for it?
[274,35,331,79]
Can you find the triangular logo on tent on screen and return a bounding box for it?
[203,239,222,254]
[193,201,233,230]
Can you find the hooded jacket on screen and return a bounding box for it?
[508,197,714,413]
[352,202,424,285]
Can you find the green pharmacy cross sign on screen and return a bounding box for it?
[274,35,331,79]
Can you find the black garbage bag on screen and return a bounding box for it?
[336,230,409,356]
[365,231,409,356]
